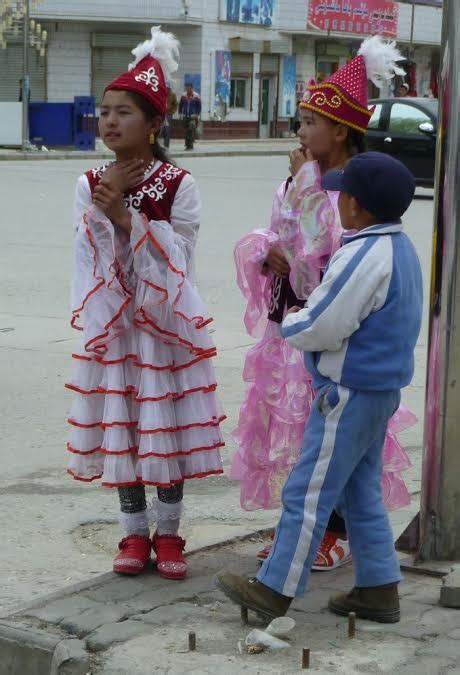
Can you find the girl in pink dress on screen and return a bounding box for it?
[230,36,415,569]
[66,28,224,579]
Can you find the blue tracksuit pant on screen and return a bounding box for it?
[257,382,402,598]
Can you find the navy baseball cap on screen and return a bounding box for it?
[321,152,416,222]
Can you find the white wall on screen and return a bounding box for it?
[277,0,308,31]
[34,0,205,22]
[46,22,91,101]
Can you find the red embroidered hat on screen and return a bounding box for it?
[104,27,180,118]
[301,36,404,133]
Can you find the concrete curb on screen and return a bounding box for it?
[0,621,89,675]
[0,149,290,161]
[0,526,272,674]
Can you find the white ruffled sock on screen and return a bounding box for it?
[119,510,150,538]
[150,499,184,536]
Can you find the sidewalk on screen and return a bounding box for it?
[2,494,460,675]
[0,137,298,162]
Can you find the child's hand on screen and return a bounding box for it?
[265,245,290,278]
[289,148,314,176]
[101,159,145,193]
[93,184,132,233]
[287,305,302,315]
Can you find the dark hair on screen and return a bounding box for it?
[330,120,366,157]
[346,127,367,156]
[123,90,176,166]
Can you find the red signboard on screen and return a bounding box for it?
[307,1,399,38]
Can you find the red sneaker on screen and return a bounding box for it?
[256,532,275,562]
[113,535,151,575]
[152,532,187,580]
[312,531,352,571]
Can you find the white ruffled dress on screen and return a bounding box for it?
[66,161,225,487]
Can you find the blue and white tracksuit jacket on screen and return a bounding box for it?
[257,223,423,597]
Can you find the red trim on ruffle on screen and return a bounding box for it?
[71,217,105,332]
[71,350,217,372]
[170,352,216,371]
[67,443,137,456]
[72,353,139,365]
[139,441,225,459]
[134,214,212,329]
[102,469,224,488]
[134,310,211,355]
[137,415,226,435]
[67,418,138,429]
[68,415,226,433]
[67,440,225,458]
[67,469,103,482]
[84,295,132,355]
[136,383,217,403]
[68,467,224,487]
[65,383,136,396]
[65,382,217,401]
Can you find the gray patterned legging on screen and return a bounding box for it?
[118,483,184,513]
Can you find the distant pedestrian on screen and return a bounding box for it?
[396,82,409,97]
[160,84,178,149]
[179,83,201,150]
[66,27,224,582]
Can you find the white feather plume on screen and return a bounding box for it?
[358,35,405,88]
[129,26,180,82]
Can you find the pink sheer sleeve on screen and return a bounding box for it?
[233,182,287,338]
[279,162,342,301]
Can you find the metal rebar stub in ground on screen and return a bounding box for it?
[241,606,249,625]
[302,647,310,669]
[348,612,356,638]
[188,631,196,651]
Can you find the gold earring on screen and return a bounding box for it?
[149,132,156,144]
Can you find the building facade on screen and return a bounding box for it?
[0,0,443,139]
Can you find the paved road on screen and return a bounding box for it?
[0,155,433,614]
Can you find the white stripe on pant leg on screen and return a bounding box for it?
[282,385,350,597]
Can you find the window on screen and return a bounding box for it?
[230,78,248,108]
[389,103,432,135]
[368,103,383,130]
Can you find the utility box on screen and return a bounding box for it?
[29,102,74,145]
[0,103,23,146]
[27,96,96,148]
[74,96,96,150]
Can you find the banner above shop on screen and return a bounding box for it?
[307,0,399,38]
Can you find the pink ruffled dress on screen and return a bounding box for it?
[66,161,225,487]
[230,161,415,511]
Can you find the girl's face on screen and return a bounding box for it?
[297,109,339,160]
[99,90,161,154]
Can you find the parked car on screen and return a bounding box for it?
[366,97,438,187]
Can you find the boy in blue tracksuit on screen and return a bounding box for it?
[217,152,423,624]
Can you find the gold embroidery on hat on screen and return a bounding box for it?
[309,91,343,110]
[304,83,371,117]
[299,101,369,133]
